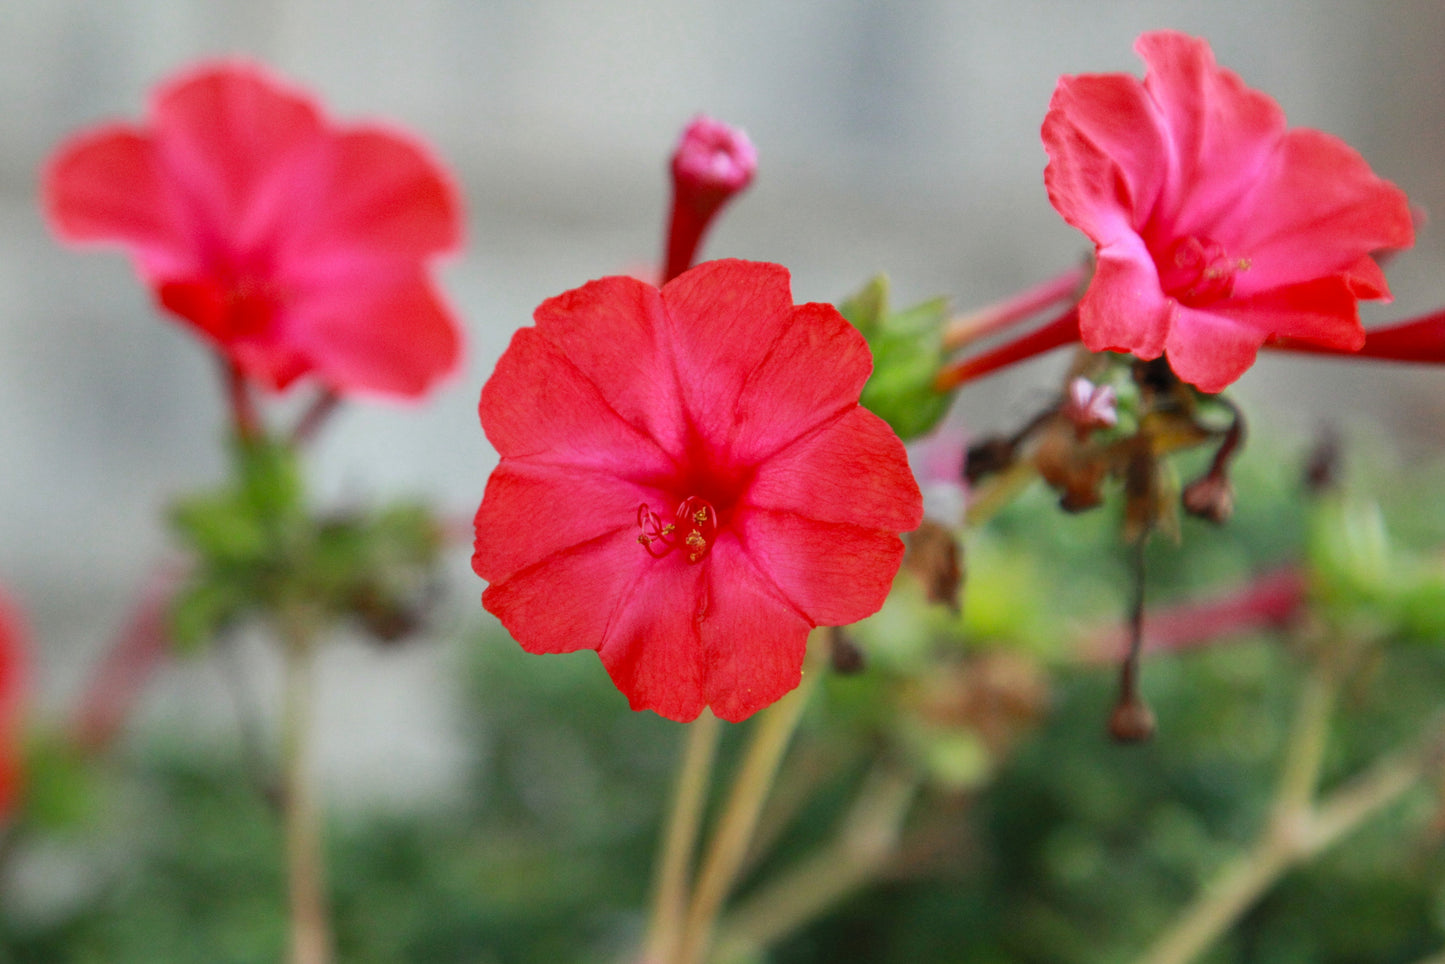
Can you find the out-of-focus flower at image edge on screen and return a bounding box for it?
[0,588,27,819]
[473,259,923,723]
[42,60,464,399]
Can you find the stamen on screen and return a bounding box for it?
[636,496,719,563]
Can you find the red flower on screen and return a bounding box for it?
[43,60,463,398]
[1043,31,1413,393]
[0,588,27,817]
[473,260,921,722]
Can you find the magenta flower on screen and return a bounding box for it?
[473,260,922,722]
[44,60,463,398]
[1043,31,1413,392]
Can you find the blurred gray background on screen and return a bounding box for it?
[2,0,1443,806]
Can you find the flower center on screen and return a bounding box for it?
[637,496,718,563]
[1156,235,1248,307]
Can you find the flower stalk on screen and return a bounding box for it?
[941,264,1087,352]
[280,607,331,964]
[935,308,1081,391]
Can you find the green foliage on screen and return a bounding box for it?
[839,276,952,441]
[166,437,445,651]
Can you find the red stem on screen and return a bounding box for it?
[662,193,725,284]
[935,307,1082,391]
[73,563,184,753]
[941,265,1088,352]
[1080,565,1308,664]
[223,359,262,442]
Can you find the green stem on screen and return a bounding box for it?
[676,636,824,964]
[642,711,722,964]
[1133,654,1424,964]
[712,764,918,962]
[281,614,331,964]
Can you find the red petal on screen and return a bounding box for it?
[725,301,875,464]
[483,529,652,657]
[472,460,656,582]
[150,61,327,250]
[1043,73,1168,243]
[735,509,904,626]
[480,324,678,476]
[531,275,690,457]
[659,260,798,445]
[1135,31,1285,232]
[1163,306,1272,393]
[1211,276,1364,350]
[288,266,461,397]
[1078,234,1172,359]
[297,127,462,262]
[1227,128,1414,294]
[746,407,922,533]
[42,126,193,271]
[597,560,709,721]
[699,539,812,722]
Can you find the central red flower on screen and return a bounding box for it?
[0,588,26,818]
[473,260,922,722]
[43,60,463,398]
[1043,31,1414,392]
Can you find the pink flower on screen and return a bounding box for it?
[473,260,922,722]
[43,60,463,398]
[1043,31,1414,393]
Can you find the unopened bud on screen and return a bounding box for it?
[662,116,757,282]
[1062,377,1117,438]
[829,631,866,675]
[1108,695,1156,743]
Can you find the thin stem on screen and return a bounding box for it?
[941,264,1088,352]
[1133,654,1399,964]
[642,711,723,964]
[280,612,331,964]
[291,389,342,448]
[676,637,824,964]
[222,358,262,443]
[712,764,917,962]
[935,307,1081,391]
[1268,309,1445,363]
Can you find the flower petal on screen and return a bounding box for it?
[736,509,904,626]
[480,323,678,476]
[597,560,708,721]
[1227,128,1414,293]
[151,61,328,252]
[297,127,462,263]
[746,407,922,533]
[482,528,651,657]
[287,265,461,397]
[1162,306,1270,393]
[660,260,798,444]
[1135,30,1284,233]
[472,460,656,581]
[42,126,194,273]
[726,301,875,464]
[1043,73,1168,243]
[699,539,812,722]
[1078,233,1173,359]
[531,275,690,457]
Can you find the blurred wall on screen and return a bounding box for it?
[2,0,1442,801]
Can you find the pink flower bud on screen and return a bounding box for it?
[662,116,757,283]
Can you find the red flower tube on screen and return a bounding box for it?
[1043,31,1413,393]
[44,60,464,398]
[473,260,922,722]
[662,117,757,283]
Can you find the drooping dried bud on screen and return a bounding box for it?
[1108,693,1156,743]
[1181,471,1234,524]
[964,436,1016,485]
[903,520,964,610]
[662,116,757,282]
[828,630,867,675]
